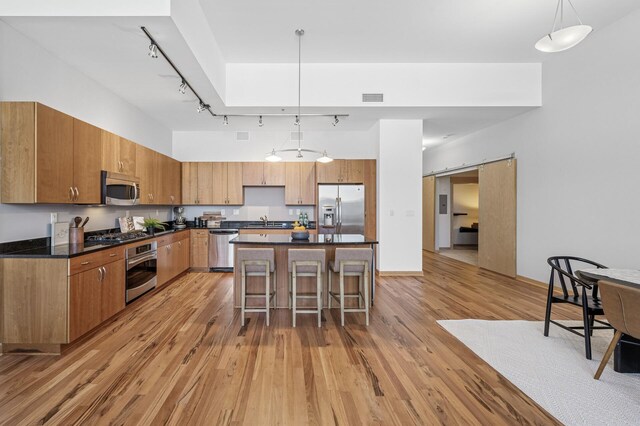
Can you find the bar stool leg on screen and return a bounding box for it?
[265,263,270,327]
[328,270,332,309]
[288,273,292,309]
[317,263,322,327]
[292,266,297,327]
[358,273,363,309]
[340,266,345,327]
[241,263,246,327]
[274,268,277,309]
[364,265,370,326]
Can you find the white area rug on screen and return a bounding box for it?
[438,320,640,425]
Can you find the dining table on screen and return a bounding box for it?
[577,268,640,374]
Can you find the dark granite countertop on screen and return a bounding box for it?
[0,228,190,259]
[220,221,316,230]
[230,234,377,245]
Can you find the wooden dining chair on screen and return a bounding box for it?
[544,256,611,359]
[594,280,640,379]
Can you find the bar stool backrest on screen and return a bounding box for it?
[288,249,326,273]
[237,248,275,273]
[335,248,372,273]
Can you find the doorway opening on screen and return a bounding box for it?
[436,170,479,266]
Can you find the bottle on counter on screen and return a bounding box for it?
[303,212,309,227]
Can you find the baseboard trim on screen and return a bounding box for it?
[2,343,61,355]
[516,275,548,290]
[378,271,424,277]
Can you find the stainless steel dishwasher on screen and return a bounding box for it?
[208,229,238,272]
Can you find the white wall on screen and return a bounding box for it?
[423,10,640,281]
[435,177,451,249]
[378,120,423,272]
[182,187,314,223]
[226,63,541,107]
[0,20,172,154]
[0,20,174,243]
[172,128,378,161]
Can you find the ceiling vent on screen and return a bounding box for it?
[235,131,250,142]
[362,93,384,103]
[290,131,304,141]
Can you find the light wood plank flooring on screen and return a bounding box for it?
[438,247,478,266]
[0,251,577,425]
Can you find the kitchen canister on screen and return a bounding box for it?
[69,227,85,245]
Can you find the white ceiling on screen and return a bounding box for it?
[3,1,639,142]
[201,0,640,63]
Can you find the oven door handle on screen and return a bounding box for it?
[127,253,157,269]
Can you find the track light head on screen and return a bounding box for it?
[197,102,209,113]
[294,115,300,126]
[258,116,264,127]
[223,116,229,125]
[332,115,339,126]
[148,43,158,59]
[178,81,187,94]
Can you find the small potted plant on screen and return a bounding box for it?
[138,217,169,236]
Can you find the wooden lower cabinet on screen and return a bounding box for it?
[190,229,209,269]
[157,234,190,287]
[69,259,125,342]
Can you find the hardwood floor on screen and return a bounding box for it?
[0,252,578,425]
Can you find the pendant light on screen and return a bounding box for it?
[535,0,592,53]
[265,29,334,163]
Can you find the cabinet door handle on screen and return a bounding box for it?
[81,261,91,265]
[98,266,103,282]
[74,187,79,201]
[69,187,74,201]
[102,266,107,281]
[109,253,117,257]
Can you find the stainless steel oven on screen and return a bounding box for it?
[126,241,157,303]
[101,171,140,206]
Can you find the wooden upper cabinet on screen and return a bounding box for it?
[154,154,180,205]
[36,103,75,203]
[1,102,36,203]
[135,144,157,204]
[101,132,137,176]
[264,162,285,185]
[242,162,285,186]
[363,160,377,239]
[73,119,102,204]
[316,159,364,184]
[285,162,316,205]
[169,158,182,205]
[198,162,215,205]
[226,162,244,205]
[242,162,264,186]
[181,162,198,204]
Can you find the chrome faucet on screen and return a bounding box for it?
[259,215,268,226]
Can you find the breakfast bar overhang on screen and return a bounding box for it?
[230,234,378,309]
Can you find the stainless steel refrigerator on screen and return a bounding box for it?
[318,184,365,235]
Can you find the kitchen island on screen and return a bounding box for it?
[230,234,377,309]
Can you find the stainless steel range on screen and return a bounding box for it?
[125,240,157,303]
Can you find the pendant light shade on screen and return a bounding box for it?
[265,149,282,162]
[535,24,592,53]
[535,0,592,53]
[316,151,334,163]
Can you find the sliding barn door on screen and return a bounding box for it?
[422,176,436,252]
[479,159,517,277]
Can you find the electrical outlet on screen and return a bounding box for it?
[233,209,240,215]
[125,210,130,217]
[50,212,58,223]
[296,209,301,215]
[221,209,226,216]
[156,209,159,216]
[289,209,293,215]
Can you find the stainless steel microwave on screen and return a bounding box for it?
[101,171,140,205]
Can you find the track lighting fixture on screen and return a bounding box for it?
[197,102,209,113]
[316,151,334,163]
[332,115,339,126]
[258,116,264,127]
[294,116,300,126]
[223,116,229,125]
[148,43,158,58]
[178,80,187,94]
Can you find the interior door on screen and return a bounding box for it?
[422,176,436,252]
[478,159,517,277]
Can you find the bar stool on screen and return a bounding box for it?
[288,249,325,327]
[237,248,277,327]
[328,248,372,326]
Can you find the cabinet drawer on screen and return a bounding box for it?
[191,229,209,239]
[69,247,124,275]
[157,230,190,247]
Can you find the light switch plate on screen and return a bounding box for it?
[289,209,293,215]
[221,209,226,216]
[233,209,240,215]
[296,209,301,215]
[52,222,69,246]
